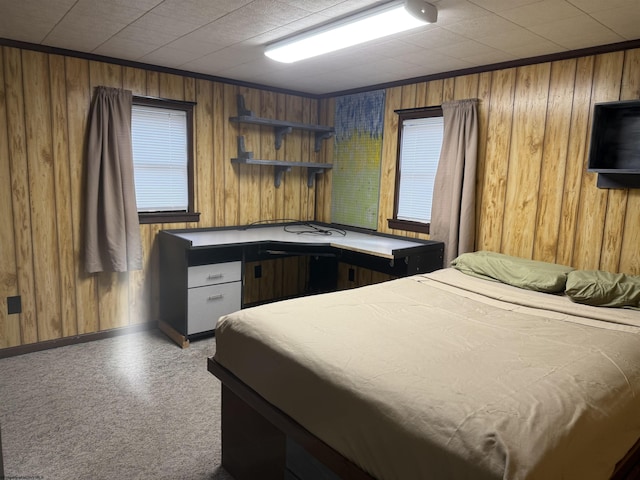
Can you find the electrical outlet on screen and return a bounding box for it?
[7,296,21,314]
[254,264,262,279]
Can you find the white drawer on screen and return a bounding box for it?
[187,281,241,335]
[188,261,241,288]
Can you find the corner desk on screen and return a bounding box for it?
[158,222,444,347]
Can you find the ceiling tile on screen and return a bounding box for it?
[477,27,559,50]
[443,13,522,39]
[148,0,250,25]
[530,14,625,49]
[403,26,470,49]
[565,0,639,13]
[592,6,640,39]
[467,0,543,13]
[499,0,583,27]
[432,0,496,25]
[93,37,159,60]
[436,39,508,59]
[65,0,148,24]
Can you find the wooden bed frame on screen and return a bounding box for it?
[207,357,640,480]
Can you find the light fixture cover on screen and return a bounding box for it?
[265,0,437,63]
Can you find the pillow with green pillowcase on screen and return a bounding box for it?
[565,270,640,308]
[451,250,574,293]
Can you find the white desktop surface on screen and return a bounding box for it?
[171,224,426,259]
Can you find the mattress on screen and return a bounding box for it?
[214,268,640,480]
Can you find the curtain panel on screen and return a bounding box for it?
[430,99,479,266]
[84,86,142,273]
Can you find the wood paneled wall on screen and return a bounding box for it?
[317,47,640,276]
[2,43,640,351]
[0,46,331,349]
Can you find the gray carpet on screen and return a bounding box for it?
[0,329,234,480]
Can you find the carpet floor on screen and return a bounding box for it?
[0,329,234,480]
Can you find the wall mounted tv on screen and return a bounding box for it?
[588,99,640,189]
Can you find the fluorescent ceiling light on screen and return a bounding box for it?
[265,0,437,63]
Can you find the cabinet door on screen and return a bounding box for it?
[187,281,241,334]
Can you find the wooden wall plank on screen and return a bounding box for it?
[4,47,38,345]
[400,83,417,109]
[555,56,594,267]
[572,52,624,270]
[618,48,640,275]
[300,96,314,221]
[316,97,334,223]
[284,95,303,222]
[600,49,640,273]
[273,93,286,222]
[500,63,551,258]
[425,79,444,106]
[212,82,225,227]
[532,59,576,263]
[443,77,455,102]
[22,50,62,341]
[146,70,159,97]
[195,79,215,227]
[123,67,150,326]
[65,56,98,335]
[123,67,146,96]
[453,74,479,101]
[415,81,428,107]
[476,68,516,252]
[0,47,21,347]
[260,90,277,222]
[238,87,261,225]
[377,86,402,235]
[473,72,493,248]
[49,54,78,337]
[223,84,239,226]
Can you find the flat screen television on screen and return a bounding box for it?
[588,99,640,188]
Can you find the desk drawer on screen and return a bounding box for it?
[187,281,241,334]
[188,261,241,288]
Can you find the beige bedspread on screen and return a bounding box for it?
[214,268,640,480]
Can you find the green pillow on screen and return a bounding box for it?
[451,251,574,293]
[565,270,640,307]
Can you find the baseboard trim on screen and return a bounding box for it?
[0,322,157,359]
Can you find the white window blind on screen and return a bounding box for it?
[131,104,188,212]
[397,116,444,223]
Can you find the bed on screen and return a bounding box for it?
[208,252,640,480]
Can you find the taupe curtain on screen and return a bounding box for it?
[84,86,142,273]
[430,99,479,266]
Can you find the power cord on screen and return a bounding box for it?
[283,223,346,236]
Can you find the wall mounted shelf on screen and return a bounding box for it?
[229,94,334,152]
[231,136,332,188]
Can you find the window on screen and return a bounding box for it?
[131,97,199,224]
[388,107,443,234]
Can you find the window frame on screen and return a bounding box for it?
[132,96,200,224]
[387,106,443,234]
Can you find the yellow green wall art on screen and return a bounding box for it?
[331,90,385,230]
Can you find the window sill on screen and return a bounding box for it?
[387,218,430,234]
[139,211,201,224]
